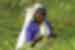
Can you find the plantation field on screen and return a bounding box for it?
[0,0,75,50]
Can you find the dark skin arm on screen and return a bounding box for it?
[46,21,57,38]
[30,33,57,48]
[30,35,44,47]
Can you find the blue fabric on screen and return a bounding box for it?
[26,21,39,42]
[26,20,52,42]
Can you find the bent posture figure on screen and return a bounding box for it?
[25,7,54,49]
[16,3,56,50]
[16,3,43,50]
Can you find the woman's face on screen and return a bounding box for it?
[35,13,45,23]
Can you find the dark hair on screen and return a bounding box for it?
[35,8,47,16]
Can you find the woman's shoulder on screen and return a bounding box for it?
[44,20,53,29]
[27,21,39,29]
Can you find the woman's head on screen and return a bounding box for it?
[34,8,47,23]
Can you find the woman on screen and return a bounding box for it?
[25,7,54,49]
[15,3,43,50]
[16,4,55,50]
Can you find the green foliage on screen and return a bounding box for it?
[0,0,75,50]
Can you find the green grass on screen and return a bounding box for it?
[0,0,75,50]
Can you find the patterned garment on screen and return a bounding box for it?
[26,20,52,43]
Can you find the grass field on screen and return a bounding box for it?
[0,0,75,50]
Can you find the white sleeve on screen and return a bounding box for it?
[40,22,51,36]
[15,8,33,50]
